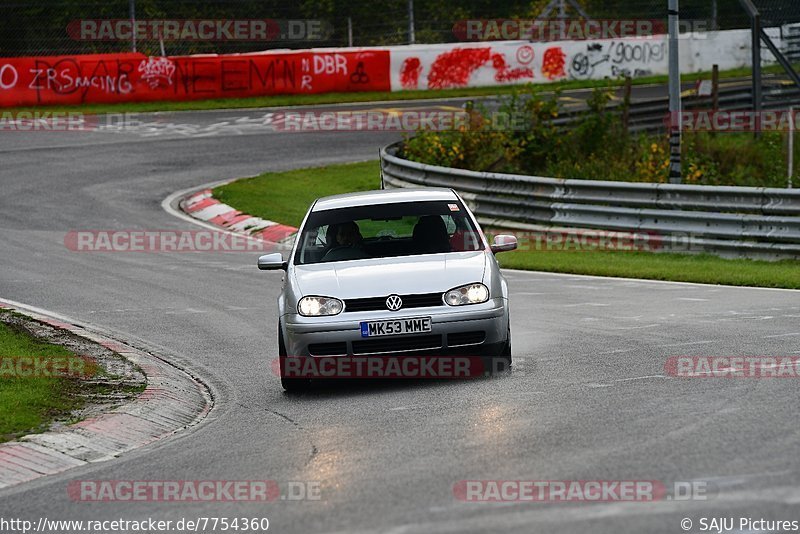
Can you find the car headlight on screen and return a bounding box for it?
[444,283,489,306]
[297,296,344,316]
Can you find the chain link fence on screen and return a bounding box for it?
[0,0,769,57]
[0,0,799,58]
[0,0,449,57]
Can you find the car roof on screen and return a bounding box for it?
[311,187,459,211]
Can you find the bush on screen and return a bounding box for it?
[401,85,794,188]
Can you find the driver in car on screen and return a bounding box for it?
[321,221,369,262]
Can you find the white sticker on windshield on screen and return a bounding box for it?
[448,204,460,212]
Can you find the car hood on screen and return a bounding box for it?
[292,251,488,299]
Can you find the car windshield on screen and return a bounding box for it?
[294,200,484,264]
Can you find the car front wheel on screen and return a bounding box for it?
[484,323,512,375]
[278,322,310,392]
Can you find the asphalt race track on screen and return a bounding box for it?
[1,94,800,533]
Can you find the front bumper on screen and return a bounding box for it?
[283,298,508,358]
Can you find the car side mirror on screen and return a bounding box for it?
[258,253,288,271]
[490,234,518,254]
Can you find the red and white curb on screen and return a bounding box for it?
[181,189,298,246]
[0,299,212,490]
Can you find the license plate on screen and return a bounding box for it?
[360,317,432,337]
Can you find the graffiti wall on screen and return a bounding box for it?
[0,29,770,107]
[0,49,389,106]
[390,30,762,91]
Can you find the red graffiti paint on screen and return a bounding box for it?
[427,47,491,89]
[426,47,533,89]
[0,50,391,107]
[516,45,535,65]
[541,47,567,80]
[490,53,533,83]
[400,57,422,89]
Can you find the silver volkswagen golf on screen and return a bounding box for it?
[258,188,517,391]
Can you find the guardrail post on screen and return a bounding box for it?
[668,0,682,183]
[129,0,136,53]
[407,0,415,44]
[789,107,795,189]
[347,17,353,47]
[737,0,763,138]
[752,10,762,139]
[622,76,632,133]
[712,65,719,111]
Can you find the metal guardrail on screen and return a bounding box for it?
[380,143,800,259]
[622,83,800,133]
[477,80,800,134]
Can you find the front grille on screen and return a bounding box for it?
[447,331,486,347]
[352,334,442,355]
[308,342,348,356]
[345,292,443,313]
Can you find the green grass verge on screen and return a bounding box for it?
[213,160,382,228]
[0,321,100,443]
[497,250,800,289]
[5,65,780,115]
[214,160,800,289]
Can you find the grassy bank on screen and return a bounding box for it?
[403,79,799,187]
[499,250,800,289]
[213,160,799,289]
[213,160,382,227]
[0,320,97,443]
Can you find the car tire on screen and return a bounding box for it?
[484,323,512,375]
[278,322,310,392]
[502,324,512,361]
